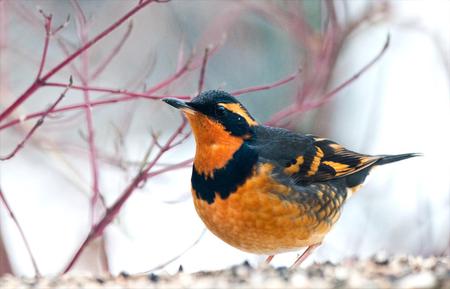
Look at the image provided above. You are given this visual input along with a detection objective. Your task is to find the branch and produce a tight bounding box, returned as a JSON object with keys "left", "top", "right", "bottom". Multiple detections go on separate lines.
{"left": 197, "top": 48, "right": 210, "bottom": 94}
{"left": 70, "top": 0, "right": 103, "bottom": 226}
{"left": 0, "top": 77, "right": 73, "bottom": 161}
{"left": 91, "top": 21, "right": 134, "bottom": 80}
{"left": 0, "top": 0, "right": 154, "bottom": 122}
{"left": 266, "top": 35, "right": 390, "bottom": 126}
{"left": 303, "top": 34, "right": 390, "bottom": 110}
{"left": 51, "top": 14, "right": 71, "bottom": 35}
{"left": 35, "top": 10, "right": 52, "bottom": 80}
{"left": 325, "top": 0, "right": 339, "bottom": 31}
{"left": 43, "top": 82, "right": 190, "bottom": 100}
{"left": 137, "top": 228, "right": 206, "bottom": 274}
{"left": 145, "top": 57, "right": 193, "bottom": 95}
{"left": 55, "top": 37, "right": 84, "bottom": 81}
{"left": 62, "top": 119, "right": 189, "bottom": 274}
{"left": 232, "top": 68, "right": 301, "bottom": 96}
{"left": 0, "top": 93, "right": 189, "bottom": 131}
{"left": 145, "top": 158, "right": 193, "bottom": 179}
{"left": 0, "top": 187, "right": 41, "bottom": 277}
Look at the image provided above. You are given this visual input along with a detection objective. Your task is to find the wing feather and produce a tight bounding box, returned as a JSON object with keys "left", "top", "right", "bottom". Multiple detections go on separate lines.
{"left": 249, "top": 126, "right": 380, "bottom": 184}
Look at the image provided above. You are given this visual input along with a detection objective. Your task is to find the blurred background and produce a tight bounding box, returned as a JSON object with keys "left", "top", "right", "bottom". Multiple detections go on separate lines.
{"left": 0, "top": 0, "right": 449, "bottom": 277}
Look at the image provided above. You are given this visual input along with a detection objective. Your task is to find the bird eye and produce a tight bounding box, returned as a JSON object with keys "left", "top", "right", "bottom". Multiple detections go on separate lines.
{"left": 216, "top": 105, "right": 226, "bottom": 117}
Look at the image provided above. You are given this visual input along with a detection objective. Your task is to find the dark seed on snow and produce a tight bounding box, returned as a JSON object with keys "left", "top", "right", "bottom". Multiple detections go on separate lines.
{"left": 276, "top": 266, "right": 289, "bottom": 281}
{"left": 148, "top": 273, "right": 160, "bottom": 283}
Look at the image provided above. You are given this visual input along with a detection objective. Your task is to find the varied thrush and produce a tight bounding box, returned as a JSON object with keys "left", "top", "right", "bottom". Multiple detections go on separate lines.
{"left": 163, "top": 90, "right": 419, "bottom": 268}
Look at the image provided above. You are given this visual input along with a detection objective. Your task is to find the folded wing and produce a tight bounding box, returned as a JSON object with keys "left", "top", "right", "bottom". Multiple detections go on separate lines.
{"left": 250, "top": 126, "right": 380, "bottom": 184}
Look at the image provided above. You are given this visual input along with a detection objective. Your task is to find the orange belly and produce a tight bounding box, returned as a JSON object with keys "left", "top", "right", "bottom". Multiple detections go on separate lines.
{"left": 192, "top": 164, "right": 341, "bottom": 254}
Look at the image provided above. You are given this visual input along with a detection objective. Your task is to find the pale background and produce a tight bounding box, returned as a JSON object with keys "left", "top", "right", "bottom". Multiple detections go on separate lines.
{"left": 0, "top": 0, "right": 449, "bottom": 277}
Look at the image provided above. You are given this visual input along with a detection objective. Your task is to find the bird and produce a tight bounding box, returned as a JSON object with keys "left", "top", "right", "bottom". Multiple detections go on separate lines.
{"left": 162, "top": 90, "right": 420, "bottom": 268}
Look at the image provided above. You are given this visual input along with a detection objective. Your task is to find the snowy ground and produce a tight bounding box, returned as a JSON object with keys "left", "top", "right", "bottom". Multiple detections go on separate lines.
{"left": 1, "top": 255, "right": 449, "bottom": 289}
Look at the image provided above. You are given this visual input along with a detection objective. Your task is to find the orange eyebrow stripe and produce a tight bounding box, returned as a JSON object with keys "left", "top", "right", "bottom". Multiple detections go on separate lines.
{"left": 219, "top": 103, "right": 258, "bottom": 126}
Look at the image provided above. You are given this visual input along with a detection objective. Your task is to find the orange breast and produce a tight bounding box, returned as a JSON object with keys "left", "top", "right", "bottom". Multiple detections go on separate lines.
{"left": 192, "top": 163, "right": 341, "bottom": 254}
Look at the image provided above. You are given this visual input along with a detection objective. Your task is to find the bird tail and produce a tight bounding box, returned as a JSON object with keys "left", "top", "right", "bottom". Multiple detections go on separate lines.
{"left": 376, "top": 153, "right": 422, "bottom": 166}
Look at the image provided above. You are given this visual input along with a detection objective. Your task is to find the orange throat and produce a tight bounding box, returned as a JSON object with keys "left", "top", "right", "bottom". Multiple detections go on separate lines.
{"left": 185, "top": 113, "right": 243, "bottom": 177}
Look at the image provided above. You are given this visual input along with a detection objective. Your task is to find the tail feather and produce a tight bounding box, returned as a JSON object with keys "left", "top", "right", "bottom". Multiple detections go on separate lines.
{"left": 376, "top": 153, "right": 422, "bottom": 166}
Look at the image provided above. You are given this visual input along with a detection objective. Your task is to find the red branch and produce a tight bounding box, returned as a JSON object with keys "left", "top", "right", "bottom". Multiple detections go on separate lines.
{"left": 0, "top": 78, "right": 72, "bottom": 161}
{"left": 146, "top": 158, "right": 193, "bottom": 178}
{"left": 305, "top": 34, "right": 391, "bottom": 110}
{"left": 91, "top": 21, "right": 134, "bottom": 80}
{"left": 0, "top": 0, "right": 154, "bottom": 122}
{"left": 35, "top": 10, "right": 52, "bottom": 80}
{"left": 1, "top": 61, "right": 300, "bottom": 133}
{"left": 0, "top": 187, "right": 41, "bottom": 277}
{"left": 0, "top": 93, "right": 189, "bottom": 131}
{"left": 0, "top": 64, "right": 299, "bottom": 132}
{"left": 55, "top": 37, "right": 85, "bottom": 82}
{"left": 197, "top": 48, "right": 210, "bottom": 94}
{"left": 71, "top": 0, "right": 102, "bottom": 225}
{"left": 145, "top": 57, "right": 193, "bottom": 95}
{"left": 266, "top": 35, "right": 390, "bottom": 126}
{"left": 43, "top": 82, "right": 190, "bottom": 100}
{"left": 62, "top": 119, "right": 189, "bottom": 273}
{"left": 232, "top": 68, "right": 301, "bottom": 96}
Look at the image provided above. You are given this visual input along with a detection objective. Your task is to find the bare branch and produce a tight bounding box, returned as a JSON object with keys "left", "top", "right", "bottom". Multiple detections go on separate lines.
{"left": 0, "top": 187, "right": 41, "bottom": 277}
{"left": 146, "top": 158, "right": 193, "bottom": 178}
{"left": 0, "top": 77, "right": 73, "bottom": 161}
{"left": 0, "top": 93, "right": 189, "bottom": 131}
{"left": 43, "top": 82, "right": 190, "bottom": 100}
{"left": 35, "top": 9, "right": 52, "bottom": 80}
{"left": 197, "top": 48, "right": 210, "bottom": 94}
{"left": 267, "top": 35, "right": 390, "bottom": 125}
{"left": 232, "top": 68, "right": 301, "bottom": 96}
{"left": 304, "top": 34, "right": 390, "bottom": 110}
{"left": 145, "top": 57, "right": 193, "bottom": 95}
{"left": 91, "top": 21, "right": 134, "bottom": 80}
{"left": 62, "top": 118, "right": 189, "bottom": 273}
{"left": 137, "top": 228, "right": 206, "bottom": 274}
{"left": 0, "top": 0, "right": 154, "bottom": 122}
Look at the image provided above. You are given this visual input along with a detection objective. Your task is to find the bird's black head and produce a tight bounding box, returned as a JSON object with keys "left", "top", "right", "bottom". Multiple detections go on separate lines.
{"left": 163, "top": 90, "right": 257, "bottom": 138}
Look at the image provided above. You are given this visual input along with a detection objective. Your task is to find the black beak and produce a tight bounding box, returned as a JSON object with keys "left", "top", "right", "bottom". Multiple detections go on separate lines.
{"left": 162, "top": 98, "right": 193, "bottom": 110}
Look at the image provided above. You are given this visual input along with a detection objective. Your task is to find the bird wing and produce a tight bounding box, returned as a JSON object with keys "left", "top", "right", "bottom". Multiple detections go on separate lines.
{"left": 249, "top": 125, "right": 380, "bottom": 184}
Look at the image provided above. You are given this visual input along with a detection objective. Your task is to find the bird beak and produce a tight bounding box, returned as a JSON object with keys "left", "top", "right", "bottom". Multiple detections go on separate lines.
{"left": 162, "top": 98, "right": 196, "bottom": 115}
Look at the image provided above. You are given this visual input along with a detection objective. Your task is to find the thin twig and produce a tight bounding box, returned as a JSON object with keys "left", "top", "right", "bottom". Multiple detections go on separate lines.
{"left": 0, "top": 187, "right": 41, "bottom": 277}
{"left": 0, "top": 0, "right": 154, "bottom": 122}
{"left": 145, "top": 57, "right": 193, "bottom": 95}
{"left": 137, "top": 228, "right": 206, "bottom": 274}
{"left": 55, "top": 37, "right": 85, "bottom": 81}
{"left": 35, "top": 10, "right": 52, "bottom": 80}
{"left": 266, "top": 35, "right": 390, "bottom": 126}
{"left": 43, "top": 82, "right": 190, "bottom": 100}
{"left": 0, "top": 93, "right": 189, "bottom": 131}
{"left": 176, "top": 37, "right": 185, "bottom": 71}
{"left": 0, "top": 77, "right": 73, "bottom": 160}
{"left": 91, "top": 21, "right": 134, "bottom": 80}
{"left": 197, "top": 48, "right": 209, "bottom": 94}
{"left": 304, "top": 34, "right": 390, "bottom": 110}
{"left": 71, "top": 0, "right": 103, "bottom": 226}
{"left": 62, "top": 119, "right": 189, "bottom": 274}
{"left": 146, "top": 158, "right": 193, "bottom": 178}
{"left": 232, "top": 68, "right": 301, "bottom": 96}
{"left": 51, "top": 14, "right": 71, "bottom": 35}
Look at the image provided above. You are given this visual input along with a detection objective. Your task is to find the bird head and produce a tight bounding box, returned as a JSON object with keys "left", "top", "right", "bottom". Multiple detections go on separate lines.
{"left": 163, "top": 90, "right": 257, "bottom": 145}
